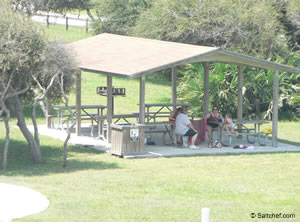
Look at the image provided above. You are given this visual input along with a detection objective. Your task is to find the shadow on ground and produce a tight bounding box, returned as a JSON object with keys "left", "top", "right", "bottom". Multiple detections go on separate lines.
{"left": 278, "top": 138, "right": 300, "bottom": 147}
{"left": 0, "top": 139, "right": 119, "bottom": 176}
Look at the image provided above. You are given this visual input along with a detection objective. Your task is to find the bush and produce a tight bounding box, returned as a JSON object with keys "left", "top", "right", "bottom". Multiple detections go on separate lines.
{"left": 92, "top": 0, "right": 152, "bottom": 35}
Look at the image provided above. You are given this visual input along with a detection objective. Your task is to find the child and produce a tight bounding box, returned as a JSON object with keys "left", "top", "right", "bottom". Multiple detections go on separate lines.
{"left": 225, "top": 113, "right": 238, "bottom": 136}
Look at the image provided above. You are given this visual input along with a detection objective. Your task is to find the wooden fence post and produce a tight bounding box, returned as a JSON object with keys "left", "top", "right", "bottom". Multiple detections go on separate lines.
{"left": 66, "top": 17, "right": 69, "bottom": 31}
{"left": 46, "top": 15, "right": 49, "bottom": 28}
{"left": 86, "top": 19, "right": 89, "bottom": 33}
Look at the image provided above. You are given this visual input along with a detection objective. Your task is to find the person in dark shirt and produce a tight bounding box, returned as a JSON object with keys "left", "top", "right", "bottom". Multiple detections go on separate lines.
{"left": 205, "top": 107, "right": 224, "bottom": 141}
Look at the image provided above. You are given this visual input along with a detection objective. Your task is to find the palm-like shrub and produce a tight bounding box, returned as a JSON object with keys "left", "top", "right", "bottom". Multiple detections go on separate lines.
{"left": 177, "top": 63, "right": 238, "bottom": 118}
{"left": 178, "top": 63, "right": 299, "bottom": 120}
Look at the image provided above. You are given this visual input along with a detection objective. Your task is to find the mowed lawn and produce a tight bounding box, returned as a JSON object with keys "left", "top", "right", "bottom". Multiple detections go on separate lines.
{"left": 0, "top": 24, "right": 299, "bottom": 222}
{"left": 0, "top": 127, "right": 299, "bottom": 222}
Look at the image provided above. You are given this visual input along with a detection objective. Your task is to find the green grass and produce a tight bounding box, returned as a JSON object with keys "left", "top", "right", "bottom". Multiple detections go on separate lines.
{"left": 1, "top": 126, "right": 299, "bottom": 222}
{"left": 41, "top": 25, "right": 93, "bottom": 43}
{"left": 70, "top": 72, "right": 171, "bottom": 114}
{"left": 262, "top": 120, "right": 300, "bottom": 146}
{"left": 1, "top": 25, "right": 299, "bottom": 222}
{"left": 0, "top": 128, "right": 299, "bottom": 222}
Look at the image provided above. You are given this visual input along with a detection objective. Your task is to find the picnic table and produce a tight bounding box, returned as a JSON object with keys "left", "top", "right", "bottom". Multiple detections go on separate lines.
{"left": 221, "top": 120, "right": 270, "bottom": 146}
{"left": 53, "top": 105, "right": 142, "bottom": 139}
{"left": 144, "top": 103, "right": 191, "bottom": 122}
{"left": 144, "top": 121, "right": 175, "bottom": 145}
{"left": 53, "top": 104, "right": 106, "bottom": 137}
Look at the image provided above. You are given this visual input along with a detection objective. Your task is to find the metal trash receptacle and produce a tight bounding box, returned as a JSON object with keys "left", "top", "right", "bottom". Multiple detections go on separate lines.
{"left": 110, "top": 123, "right": 145, "bottom": 156}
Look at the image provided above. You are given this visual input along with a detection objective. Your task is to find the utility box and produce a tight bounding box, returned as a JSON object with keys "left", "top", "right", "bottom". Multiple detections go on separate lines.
{"left": 110, "top": 123, "right": 145, "bottom": 156}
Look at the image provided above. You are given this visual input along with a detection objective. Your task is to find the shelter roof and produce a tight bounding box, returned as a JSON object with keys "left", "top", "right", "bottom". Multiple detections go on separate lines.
{"left": 68, "top": 33, "right": 300, "bottom": 78}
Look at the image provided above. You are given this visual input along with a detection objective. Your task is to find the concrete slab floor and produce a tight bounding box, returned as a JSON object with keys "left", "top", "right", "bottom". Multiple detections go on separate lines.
{"left": 32, "top": 125, "right": 300, "bottom": 159}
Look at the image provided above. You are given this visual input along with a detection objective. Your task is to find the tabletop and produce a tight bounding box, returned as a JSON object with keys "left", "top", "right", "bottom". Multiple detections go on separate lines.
{"left": 144, "top": 103, "right": 190, "bottom": 107}
{"left": 53, "top": 104, "right": 106, "bottom": 110}
{"left": 233, "top": 120, "right": 268, "bottom": 125}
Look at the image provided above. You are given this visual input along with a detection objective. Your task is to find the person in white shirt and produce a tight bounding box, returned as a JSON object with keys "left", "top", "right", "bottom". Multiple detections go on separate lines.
{"left": 174, "top": 107, "right": 198, "bottom": 149}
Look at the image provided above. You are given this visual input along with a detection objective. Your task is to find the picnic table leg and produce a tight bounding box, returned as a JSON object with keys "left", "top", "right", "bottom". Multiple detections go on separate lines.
{"left": 97, "top": 109, "right": 105, "bottom": 140}
{"left": 246, "top": 127, "right": 256, "bottom": 144}
{"left": 146, "top": 107, "right": 150, "bottom": 123}
{"left": 57, "top": 112, "right": 60, "bottom": 129}
{"left": 163, "top": 124, "right": 174, "bottom": 145}
{"left": 258, "top": 124, "right": 268, "bottom": 146}
{"left": 91, "top": 117, "right": 94, "bottom": 137}
{"left": 97, "top": 108, "right": 100, "bottom": 138}
{"left": 221, "top": 126, "right": 231, "bottom": 146}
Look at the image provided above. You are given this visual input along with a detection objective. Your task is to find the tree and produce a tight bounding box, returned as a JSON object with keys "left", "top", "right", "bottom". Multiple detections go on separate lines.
{"left": 177, "top": 62, "right": 299, "bottom": 120}
{"left": 12, "top": 0, "right": 96, "bottom": 20}
{"left": 177, "top": 63, "right": 238, "bottom": 117}
{"left": 30, "top": 40, "right": 77, "bottom": 168}
{"left": 1, "top": 0, "right": 45, "bottom": 165}
{"left": 92, "top": 0, "right": 153, "bottom": 35}
{"left": 0, "top": 0, "right": 77, "bottom": 169}
{"left": 132, "top": 0, "right": 287, "bottom": 59}
{"left": 45, "top": 0, "right": 96, "bottom": 20}
{"left": 131, "top": 0, "right": 299, "bottom": 119}
{"left": 273, "top": 0, "right": 300, "bottom": 51}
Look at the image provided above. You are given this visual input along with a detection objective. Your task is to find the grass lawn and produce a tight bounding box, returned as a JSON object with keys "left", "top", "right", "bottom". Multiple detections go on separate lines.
{"left": 68, "top": 71, "right": 172, "bottom": 114}
{"left": 41, "top": 25, "right": 93, "bottom": 43}
{"left": 0, "top": 126, "right": 299, "bottom": 222}
{"left": 263, "top": 120, "right": 300, "bottom": 146}
{"left": 1, "top": 24, "right": 299, "bottom": 222}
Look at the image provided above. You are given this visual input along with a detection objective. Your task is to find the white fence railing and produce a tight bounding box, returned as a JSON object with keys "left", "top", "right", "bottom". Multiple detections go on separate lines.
{"left": 32, "top": 12, "right": 92, "bottom": 32}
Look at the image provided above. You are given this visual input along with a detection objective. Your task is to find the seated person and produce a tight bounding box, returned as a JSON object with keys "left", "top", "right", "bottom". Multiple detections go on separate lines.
{"left": 174, "top": 107, "right": 198, "bottom": 149}
{"left": 169, "top": 107, "right": 180, "bottom": 122}
{"left": 225, "top": 112, "right": 238, "bottom": 136}
{"left": 205, "top": 107, "right": 224, "bottom": 141}
{"left": 169, "top": 107, "right": 181, "bottom": 140}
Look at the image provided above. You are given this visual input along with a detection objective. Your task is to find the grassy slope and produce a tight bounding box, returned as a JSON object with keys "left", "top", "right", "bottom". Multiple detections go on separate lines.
{"left": 0, "top": 128, "right": 299, "bottom": 222}
{"left": 74, "top": 72, "right": 172, "bottom": 115}
{"left": 42, "top": 25, "right": 93, "bottom": 43}
{"left": 0, "top": 25, "right": 299, "bottom": 222}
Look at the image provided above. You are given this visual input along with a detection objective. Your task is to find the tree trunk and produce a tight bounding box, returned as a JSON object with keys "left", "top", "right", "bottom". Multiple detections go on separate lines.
{"left": 63, "top": 123, "right": 74, "bottom": 168}
{"left": 32, "top": 102, "right": 40, "bottom": 148}
{"left": 39, "top": 99, "right": 47, "bottom": 116}
{"left": 85, "top": 5, "right": 94, "bottom": 21}
{"left": 2, "top": 115, "right": 10, "bottom": 170}
{"left": 12, "top": 96, "right": 43, "bottom": 163}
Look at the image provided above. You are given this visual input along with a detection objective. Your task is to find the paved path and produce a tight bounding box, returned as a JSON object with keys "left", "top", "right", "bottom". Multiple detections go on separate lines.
{"left": 32, "top": 125, "right": 300, "bottom": 159}
{"left": 0, "top": 182, "right": 49, "bottom": 221}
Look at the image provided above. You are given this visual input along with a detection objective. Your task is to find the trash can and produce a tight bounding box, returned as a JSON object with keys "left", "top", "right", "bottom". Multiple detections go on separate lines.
{"left": 110, "top": 123, "right": 145, "bottom": 156}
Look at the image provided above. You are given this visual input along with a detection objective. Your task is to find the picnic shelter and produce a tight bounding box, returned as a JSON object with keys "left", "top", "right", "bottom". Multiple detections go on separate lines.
{"left": 49, "top": 33, "right": 300, "bottom": 148}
